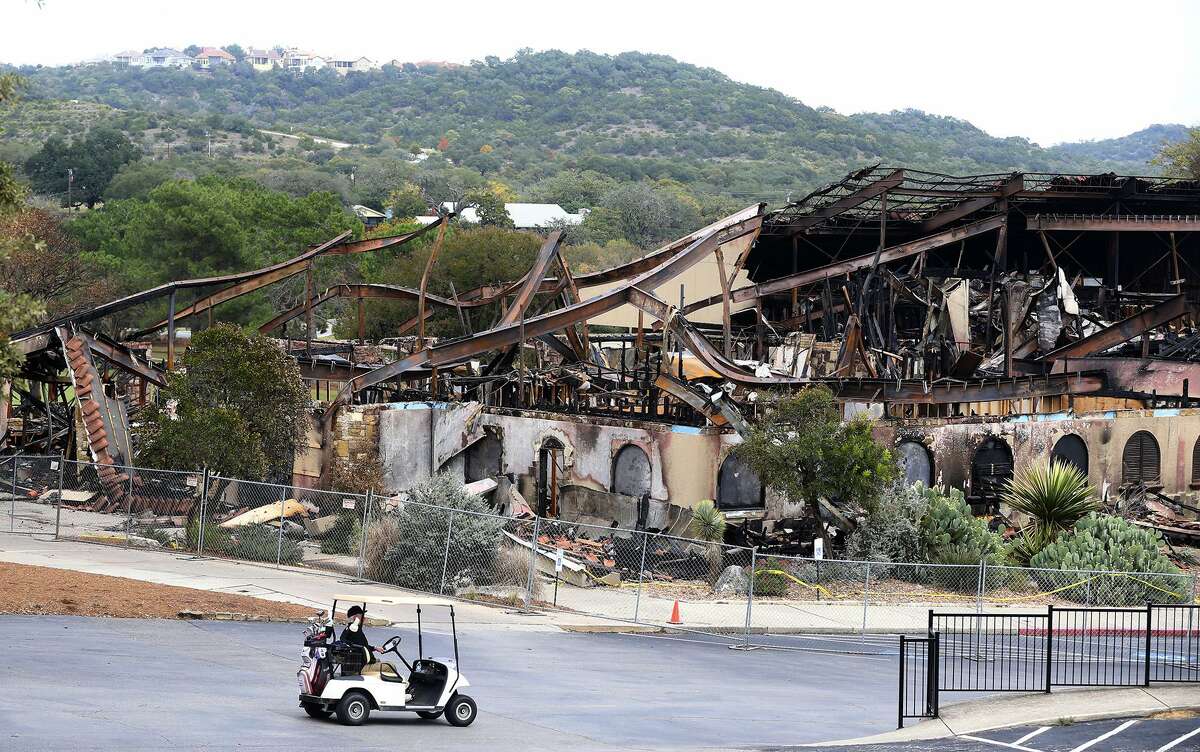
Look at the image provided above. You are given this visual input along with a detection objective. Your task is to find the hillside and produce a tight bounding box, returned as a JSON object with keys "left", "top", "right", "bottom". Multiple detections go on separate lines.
{"left": 4, "top": 50, "right": 1187, "bottom": 204}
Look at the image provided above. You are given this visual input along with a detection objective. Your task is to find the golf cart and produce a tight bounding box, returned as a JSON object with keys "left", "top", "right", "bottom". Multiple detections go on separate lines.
{"left": 297, "top": 594, "right": 477, "bottom": 727}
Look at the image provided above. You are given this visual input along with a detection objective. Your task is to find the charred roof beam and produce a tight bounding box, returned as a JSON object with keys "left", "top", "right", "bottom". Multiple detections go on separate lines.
{"left": 777, "top": 169, "right": 904, "bottom": 235}
{"left": 1039, "top": 294, "right": 1193, "bottom": 362}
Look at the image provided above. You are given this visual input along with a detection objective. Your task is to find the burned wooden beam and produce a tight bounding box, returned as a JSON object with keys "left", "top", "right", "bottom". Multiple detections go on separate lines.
{"left": 682, "top": 214, "right": 1006, "bottom": 315}
{"left": 919, "top": 174, "right": 1022, "bottom": 232}
{"left": 1039, "top": 294, "right": 1192, "bottom": 362}
{"left": 816, "top": 372, "right": 1105, "bottom": 404}
{"left": 84, "top": 334, "right": 167, "bottom": 388}
{"left": 777, "top": 169, "right": 904, "bottom": 234}
{"left": 1028, "top": 214, "right": 1200, "bottom": 232}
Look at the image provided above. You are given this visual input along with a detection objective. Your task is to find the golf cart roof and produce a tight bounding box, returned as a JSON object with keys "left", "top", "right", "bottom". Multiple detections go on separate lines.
{"left": 333, "top": 594, "right": 456, "bottom": 608}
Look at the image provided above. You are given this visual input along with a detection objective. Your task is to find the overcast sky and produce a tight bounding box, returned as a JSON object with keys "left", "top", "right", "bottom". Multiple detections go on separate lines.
{"left": 4, "top": 0, "right": 1197, "bottom": 146}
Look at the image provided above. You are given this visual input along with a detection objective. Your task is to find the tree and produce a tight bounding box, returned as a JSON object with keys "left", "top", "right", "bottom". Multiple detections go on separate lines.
{"left": 529, "top": 170, "right": 617, "bottom": 213}
{"left": 137, "top": 323, "right": 310, "bottom": 479}
{"left": 68, "top": 175, "right": 359, "bottom": 328}
{"left": 342, "top": 226, "right": 541, "bottom": 340}
{"left": 223, "top": 44, "right": 245, "bottom": 62}
{"left": 0, "top": 73, "right": 47, "bottom": 379}
{"left": 0, "top": 208, "right": 113, "bottom": 317}
{"left": 388, "top": 184, "right": 428, "bottom": 220}
{"left": 184, "top": 45, "right": 202, "bottom": 57}
{"left": 463, "top": 189, "right": 513, "bottom": 227}
{"left": 735, "top": 387, "right": 894, "bottom": 550}
{"left": 1155, "top": 128, "right": 1200, "bottom": 179}
{"left": 24, "top": 127, "right": 140, "bottom": 207}
{"left": 579, "top": 182, "right": 701, "bottom": 249}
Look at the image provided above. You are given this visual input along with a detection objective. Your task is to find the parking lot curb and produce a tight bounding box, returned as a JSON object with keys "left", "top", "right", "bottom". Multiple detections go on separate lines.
{"left": 810, "top": 686, "right": 1200, "bottom": 746}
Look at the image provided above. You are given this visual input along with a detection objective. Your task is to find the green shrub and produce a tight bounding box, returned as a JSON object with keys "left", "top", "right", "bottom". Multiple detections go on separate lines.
{"left": 320, "top": 508, "right": 363, "bottom": 555}
{"left": 921, "top": 487, "right": 1002, "bottom": 564}
{"left": 136, "top": 525, "right": 174, "bottom": 547}
{"left": 1001, "top": 459, "right": 1098, "bottom": 564}
{"left": 752, "top": 557, "right": 791, "bottom": 597}
{"left": 845, "top": 480, "right": 929, "bottom": 566}
{"left": 1029, "top": 513, "right": 1185, "bottom": 605}
{"left": 185, "top": 516, "right": 231, "bottom": 552}
{"left": 225, "top": 524, "right": 304, "bottom": 565}
{"left": 374, "top": 474, "right": 507, "bottom": 592}
{"left": 186, "top": 517, "right": 302, "bottom": 565}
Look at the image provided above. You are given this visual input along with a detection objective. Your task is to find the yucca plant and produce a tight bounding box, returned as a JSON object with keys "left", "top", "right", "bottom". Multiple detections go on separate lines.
{"left": 1001, "top": 459, "right": 1098, "bottom": 564}
{"left": 690, "top": 500, "right": 727, "bottom": 584}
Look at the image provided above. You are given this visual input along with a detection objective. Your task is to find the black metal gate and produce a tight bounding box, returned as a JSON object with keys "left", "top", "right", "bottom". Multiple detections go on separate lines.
{"left": 898, "top": 633, "right": 939, "bottom": 728}
{"left": 900, "top": 604, "right": 1200, "bottom": 728}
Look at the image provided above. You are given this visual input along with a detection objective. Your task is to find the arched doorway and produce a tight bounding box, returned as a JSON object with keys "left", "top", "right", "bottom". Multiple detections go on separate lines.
{"left": 612, "top": 444, "right": 652, "bottom": 498}
{"left": 537, "top": 438, "right": 565, "bottom": 517}
{"left": 895, "top": 440, "right": 933, "bottom": 487}
{"left": 1050, "top": 434, "right": 1088, "bottom": 475}
{"left": 971, "top": 437, "right": 1013, "bottom": 512}
{"left": 717, "top": 453, "right": 763, "bottom": 510}
{"left": 1122, "top": 431, "right": 1160, "bottom": 486}
{"left": 464, "top": 432, "right": 503, "bottom": 483}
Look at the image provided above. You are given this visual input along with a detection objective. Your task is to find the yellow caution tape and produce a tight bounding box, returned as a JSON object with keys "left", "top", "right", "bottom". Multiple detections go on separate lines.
{"left": 751, "top": 568, "right": 1187, "bottom": 604}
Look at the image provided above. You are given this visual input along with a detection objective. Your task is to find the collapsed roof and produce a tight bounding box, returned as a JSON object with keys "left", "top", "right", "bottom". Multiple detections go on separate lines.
{"left": 8, "top": 166, "right": 1200, "bottom": 472}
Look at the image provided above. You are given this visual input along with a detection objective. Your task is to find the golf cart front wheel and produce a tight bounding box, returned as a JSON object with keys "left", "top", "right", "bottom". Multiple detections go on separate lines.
{"left": 416, "top": 710, "right": 442, "bottom": 720}
{"left": 302, "top": 702, "right": 333, "bottom": 720}
{"left": 336, "top": 692, "right": 371, "bottom": 726}
{"left": 445, "top": 694, "right": 477, "bottom": 727}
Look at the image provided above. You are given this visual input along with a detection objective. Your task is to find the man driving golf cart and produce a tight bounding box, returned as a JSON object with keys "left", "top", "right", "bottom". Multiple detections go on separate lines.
{"left": 339, "top": 605, "right": 376, "bottom": 669}
{"left": 297, "top": 594, "right": 478, "bottom": 727}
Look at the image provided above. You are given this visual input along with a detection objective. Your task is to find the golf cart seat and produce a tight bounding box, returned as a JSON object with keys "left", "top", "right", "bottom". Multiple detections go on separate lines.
{"left": 361, "top": 661, "right": 405, "bottom": 683}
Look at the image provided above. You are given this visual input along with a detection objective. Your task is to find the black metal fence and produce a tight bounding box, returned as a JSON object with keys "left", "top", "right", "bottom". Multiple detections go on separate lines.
{"left": 931, "top": 612, "right": 1048, "bottom": 693}
{"left": 1150, "top": 604, "right": 1200, "bottom": 683}
{"left": 898, "top": 633, "right": 939, "bottom": 728}
{"left": 899, "top": 603, "right": 1200, "bottom": 728}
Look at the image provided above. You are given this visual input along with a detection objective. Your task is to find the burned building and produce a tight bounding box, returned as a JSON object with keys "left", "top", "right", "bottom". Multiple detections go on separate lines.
{"left": 8, "top": 166, "right": 1200, "bottom": 545}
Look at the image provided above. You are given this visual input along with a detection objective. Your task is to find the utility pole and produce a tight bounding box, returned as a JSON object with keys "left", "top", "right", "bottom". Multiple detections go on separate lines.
{"left": 66, "top": 168, "right": 74, "bottom": 211}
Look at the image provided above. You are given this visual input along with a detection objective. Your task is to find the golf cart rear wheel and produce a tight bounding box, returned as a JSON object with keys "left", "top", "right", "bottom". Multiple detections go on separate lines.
{"left": 302, "top": 702, "right": 333, "bottom": 720}
{"left": 336, "top": 692, "right": 371, "bottom": 726}
{"left": 445, "top": 694, "right": 477, "bottom": 727}
{"left": 416, "top": 710, "right": 442, "bottom": 720}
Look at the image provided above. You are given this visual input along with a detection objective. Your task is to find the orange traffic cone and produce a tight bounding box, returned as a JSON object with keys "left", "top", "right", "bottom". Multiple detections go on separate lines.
{"left": 668, "top": 600, "right": 683, "bottom": 625}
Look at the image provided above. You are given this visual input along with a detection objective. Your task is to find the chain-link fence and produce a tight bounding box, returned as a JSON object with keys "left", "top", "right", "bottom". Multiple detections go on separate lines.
{"left": 10, "top": 453, "right": 1199, "bottom": 642}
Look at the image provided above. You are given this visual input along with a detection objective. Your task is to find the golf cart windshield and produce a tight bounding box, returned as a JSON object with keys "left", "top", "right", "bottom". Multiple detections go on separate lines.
{"left": 329, "top": 594, "right": 459, "bottom": 667}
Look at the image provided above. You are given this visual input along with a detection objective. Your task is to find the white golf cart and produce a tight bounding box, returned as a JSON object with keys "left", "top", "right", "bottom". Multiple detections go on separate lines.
{"left": 297, "top": 594, "right": 477, "bottom": 727}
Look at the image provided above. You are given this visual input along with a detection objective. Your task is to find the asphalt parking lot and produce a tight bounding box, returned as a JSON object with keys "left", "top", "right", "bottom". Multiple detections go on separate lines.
{"left": 0, "top": 615, "right": 900, "bottom": 751}
{"left": 798, "top": 716, "right": 1200, "bottom": 751}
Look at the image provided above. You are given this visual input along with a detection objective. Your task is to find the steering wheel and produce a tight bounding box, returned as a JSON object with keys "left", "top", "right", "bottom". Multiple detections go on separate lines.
{"left": 380, "top": 636, "right": 402, "bottom": 654}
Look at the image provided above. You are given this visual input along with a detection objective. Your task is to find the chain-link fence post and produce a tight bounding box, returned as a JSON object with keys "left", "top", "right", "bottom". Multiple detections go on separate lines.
{"left": 356, "top": 489, "right": 373, "bottom": 580}
{"left": 54, "top": 454, "right": 65, "bottom": 539}
{"left": 743, "top": 548, "right": 757, "bottom": 649}
{"left": 125, "top": 466, "right": 134, "bottom": 547}
{"left": 973, "top": 558, "right": 987, "bottom": 659}
{"left": 275, "top": 483, "right": 287, "bottom": 567}
{"left": 861, "top": 560, "right": 872, "bottom": 635}
{"left": 524, "top": 516, "right": 541, "bottom": 610}
{"left": 10, "top": 455, "right": 17, "bottom": 533}
{"left": 633, "top": 531, "right": 649, "bottom": 623}
{"left": 198, "top": 469, "right": 210, "bottom": 556}
{"left": 438, "top": 509, "right": 455, "bottom": 594}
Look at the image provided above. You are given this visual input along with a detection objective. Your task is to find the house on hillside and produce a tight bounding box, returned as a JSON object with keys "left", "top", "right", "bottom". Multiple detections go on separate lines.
{"left": 328, "top": 55, "right": 378, "bottom": 74}
{"left": 416, "top": 202, "right": 589, "bottom": 230}
{"left": 144, "top": 48, "right": 194, "bottom": 69}
{"left": 282, "top": 49, "right": 327, "bottom": 73}
{"left": 246, "top": 48, "right": 281, "bottom": 71}
{"left": 352, "top": 205, "right": 388, "bottom": 229}
{"left": 194, "top": 47, "right": 235, "bottom": 68}
{"left": 111, "top": 50, "right": 148, "bottom": 66}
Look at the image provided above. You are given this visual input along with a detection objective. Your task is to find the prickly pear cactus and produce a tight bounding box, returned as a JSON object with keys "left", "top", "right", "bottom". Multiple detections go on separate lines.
{"left": 1029, "top": 513, "right": 1185, "bottom": 605}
